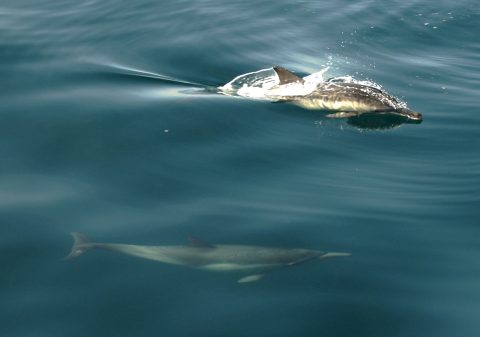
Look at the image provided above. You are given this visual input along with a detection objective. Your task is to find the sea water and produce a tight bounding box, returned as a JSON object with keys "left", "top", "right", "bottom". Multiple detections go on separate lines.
{"left": 1, "top": 1, "right": 479, "bottom": 336}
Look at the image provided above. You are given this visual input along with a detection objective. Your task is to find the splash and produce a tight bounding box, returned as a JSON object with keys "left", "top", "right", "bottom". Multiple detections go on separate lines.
{"left": 219, "top": 67, "right": 331, "bottom": 99}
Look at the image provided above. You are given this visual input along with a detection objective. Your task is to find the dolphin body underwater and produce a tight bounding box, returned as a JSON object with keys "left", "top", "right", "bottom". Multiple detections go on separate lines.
{"left": 219, "top": 66, "right": 422, "bottom": 123}
{"left": 65, "top": 233, "right": 350, "bottom": 283}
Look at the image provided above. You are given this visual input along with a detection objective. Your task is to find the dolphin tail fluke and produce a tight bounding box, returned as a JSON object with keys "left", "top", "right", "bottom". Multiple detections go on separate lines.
{"left": 319, "top": 252, "right": 351, "bottom": 259}
{"left": 64, "top": 232, "right": 94, "bottom": 260}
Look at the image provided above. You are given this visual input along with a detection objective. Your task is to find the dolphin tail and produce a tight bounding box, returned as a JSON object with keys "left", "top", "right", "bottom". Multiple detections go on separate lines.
{"left": 64, "top": 232, "right": 95, "bottom": 260}
{"left": 319, "top": 252, "right": 351, "bottom": 259}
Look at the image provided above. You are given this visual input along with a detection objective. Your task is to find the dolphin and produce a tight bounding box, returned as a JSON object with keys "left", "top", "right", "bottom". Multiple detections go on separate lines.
{"left": 269, "top": 66, "right": 422, "bottom": 121}
{"left": 65, "top": 233, "right": 350, "bottom": 283}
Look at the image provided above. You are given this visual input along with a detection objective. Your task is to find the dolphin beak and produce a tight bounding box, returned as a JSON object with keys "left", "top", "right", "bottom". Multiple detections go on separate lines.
{"left": 398, "top": 108, "right": 423, "bottom": 121}
{"left": 319, "top": 252, "right": 351, "bottom": 259}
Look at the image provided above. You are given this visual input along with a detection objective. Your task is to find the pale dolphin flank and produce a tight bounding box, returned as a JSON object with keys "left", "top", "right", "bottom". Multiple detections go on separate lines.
{"left": 270, "top": 66, "right": 422, "bottom": 121}
{"left": 65, "top": 233, "right": 350, "bottom": 283}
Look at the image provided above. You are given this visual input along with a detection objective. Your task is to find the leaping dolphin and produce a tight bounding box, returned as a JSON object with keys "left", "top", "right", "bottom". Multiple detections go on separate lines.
{"left": 65, "top": 233, "right": 350, "bottom": 283}
{"left": 219, "top": 66, "right": 422, "bottom": 123}
{"left": 272, "top": 67, "right": 422, "bottom": 121}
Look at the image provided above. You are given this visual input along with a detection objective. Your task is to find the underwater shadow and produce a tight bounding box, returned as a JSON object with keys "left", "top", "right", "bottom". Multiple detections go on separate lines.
{"left": 272, "top": 104, "right": 423, "bottom": 131}
{"left": 346, "top": 113, "right": 423, "bottom": 130}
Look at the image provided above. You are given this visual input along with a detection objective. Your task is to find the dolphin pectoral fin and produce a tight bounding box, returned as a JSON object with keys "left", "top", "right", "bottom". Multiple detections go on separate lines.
{"left": 237, "top": 274, "right": 264, "bottom": 283}
{"left": 64, "top": 232, "right": 94, "bottom": 260}
{"left": 326, "top": 112, "right": 359, "bottom": 118}
{"left": 273, "top": 66, "right": 305, "bottom": 85}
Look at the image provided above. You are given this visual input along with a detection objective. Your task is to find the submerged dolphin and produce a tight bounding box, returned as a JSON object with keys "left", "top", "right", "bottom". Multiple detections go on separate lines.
{"left": 65, "top": 233, "right": 350, "bottom": 283}
{"left": 269, "top": 66, "right": 422, "bottom": 121}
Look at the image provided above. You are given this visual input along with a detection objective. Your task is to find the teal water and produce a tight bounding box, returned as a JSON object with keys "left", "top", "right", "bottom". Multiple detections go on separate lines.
{"left": 1, "top": 1, "right": 479, "bottom": 336}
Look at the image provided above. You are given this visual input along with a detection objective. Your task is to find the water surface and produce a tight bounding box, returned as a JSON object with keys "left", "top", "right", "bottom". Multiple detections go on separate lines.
{"left": 1, "top": 1, "right": 479, "bottom": 336}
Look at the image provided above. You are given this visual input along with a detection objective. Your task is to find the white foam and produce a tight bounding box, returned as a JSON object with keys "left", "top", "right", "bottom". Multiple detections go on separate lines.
{"left": 219, "top": 66, "right": 330, "bottom": 100}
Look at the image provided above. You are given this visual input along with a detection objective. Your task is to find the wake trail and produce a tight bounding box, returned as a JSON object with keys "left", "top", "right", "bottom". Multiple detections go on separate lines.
{"left": 86, "top": 58, "right": 206, "bottom": 88}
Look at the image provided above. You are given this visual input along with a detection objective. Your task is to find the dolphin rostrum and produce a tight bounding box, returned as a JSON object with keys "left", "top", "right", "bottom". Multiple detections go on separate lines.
{"left": 65, "top": 233, "right": 350, "bottom": 283}
{"left": 270, "top": 66, "right": 422, "bottom": 121}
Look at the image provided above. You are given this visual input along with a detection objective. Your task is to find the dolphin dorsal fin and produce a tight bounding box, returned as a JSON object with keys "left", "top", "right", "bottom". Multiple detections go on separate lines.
{"left": 187, "top": 235, "right": 215, "bottom": 248}
{"left": 273, "top": 66, "right": 304, "bottom": 85}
